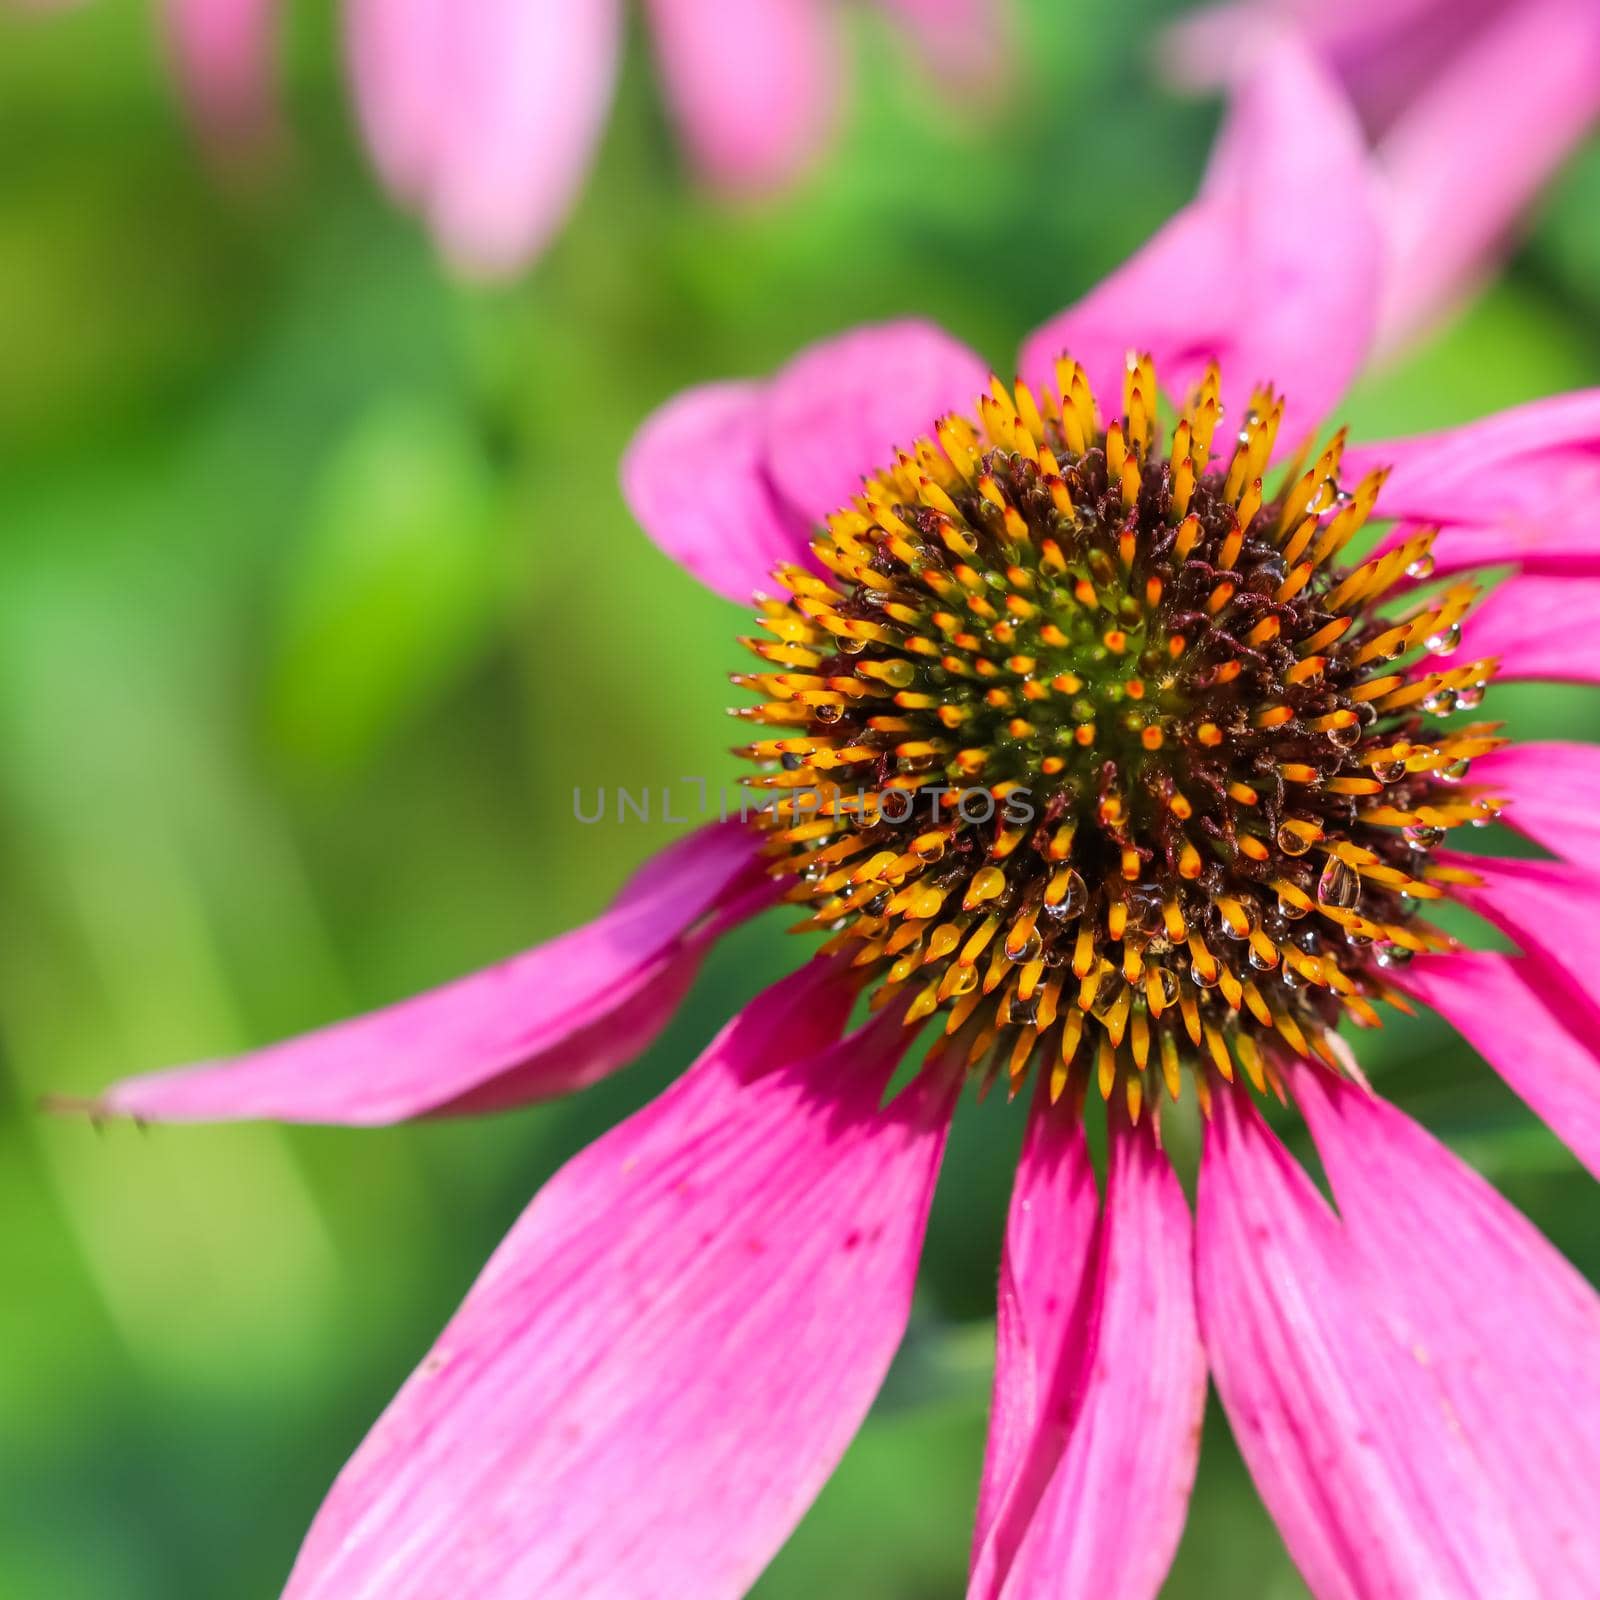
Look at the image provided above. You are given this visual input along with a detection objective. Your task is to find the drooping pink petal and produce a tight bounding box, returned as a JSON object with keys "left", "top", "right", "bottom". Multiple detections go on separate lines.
{"left": 1375, "top": 0, "right": 1600, "bottom": 354}
{"left": 1293, "top": 1062, "right": 1600, "bottom": 1593}
{"left": 971, "top": 1106, "right": 1203, "bottom": 1600}
{"left": 282, "top": 961, "right": 958, "bottom": 1600}
{"left": 970, "top": 1097, "right": 1100, "bottom": 1576}
{"left": 621, "top": 380, "right": 813, "bottom": 604}
{"left": 644, "top": 0, "right": 841, "bottom": 195}
{"left": 101, "top": 822, "right": 766, "bottom": 1126}
{"left": 166, "top": 0, "right": 279, "bottom": 147}
{"left": 369, "top": 0, "right": 622, "bottom": 277}
{"left": 1022, "top": 35, "right": 1380, "bottom": 447}
{"left": 1398, "top": 951, "right": 1600, "bottom": 1181}
{"left": 1197, "top": 1086, "right": 1539, "bottom": 1599}
{"left": 1474, "top": 741, "right": 1600, "bottom": 865}
{"left": 1346, "top": 390, "right": 1600, "bottom": 578}
{"left": 874, "top": 0, "right": 1009, "bottom": 92}
{"left": 1452, "top": 575, "right": 1600, "bottom": 684}
{"left": 764, "top": 320, "right": 991, "bottom": 527}
{"left": 1449, "top": 853, "right": 1600, "bottom": 1035}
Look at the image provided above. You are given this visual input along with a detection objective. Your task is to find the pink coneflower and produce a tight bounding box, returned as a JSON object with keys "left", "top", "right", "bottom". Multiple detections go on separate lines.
{"left": 90, "top": 37, "right": 1600, "bottom": 1600}
{"left": 155, "top": 0, "right": 1007, "bottom": 275}
{"left": 1163, "top": 0, "right": 1600, "bottom": 354}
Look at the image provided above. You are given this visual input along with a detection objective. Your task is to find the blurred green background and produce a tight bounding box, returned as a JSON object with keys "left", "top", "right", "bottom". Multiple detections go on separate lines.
{"left": 2, "top": 2, "right": 1597, "bottom": 1595}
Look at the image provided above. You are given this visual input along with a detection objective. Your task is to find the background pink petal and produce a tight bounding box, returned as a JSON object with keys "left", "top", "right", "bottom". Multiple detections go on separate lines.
{"left": 1197, "top": 1087, "right": 1538, "bottom": 1599}
{"left": 1294, "top": 1064, "right": 1600, "bottom": 1593}
{"left": 1375, "top": 0, "right": 1600, "bottom": 354}
{"left": 1475, "top": 741, "right": 1600, "bottom": 864}
{"left": 282, "top": 961, "right": 957, "bottom": 1600}
{"left": 166, "top": 0, "right": 279, "bottom": 147}
{"left": 345, "top": 0, "right": 450, "bottom": 204}
{"left": 621, "top": 380, "right": 813, "bottom": 604}
{"left": 1399, "top": 951, "right": 1600, "bottom": 1180}
{"left": 1022, "top": 36, "right": 1380, "bottom": 447}
{"left": 1451, "top": 575, "right": 1600, "bottom": 684}
{"left": 644, "top": 0, "right": 841, "bottom": 195}
{"left": 972, "top": 1109, "right": 1203, "bottom": 1600}
{"left": 416, "top": 0, "right": 622, "bottom": 277}
{"left": 875, "top": 0, "right": 1010, "bottom": 92}
{"left": 1346, "top": 391, "right": 1600, "bottom": 578}
{"left": 100, "top": 822, "right": 764, "bottom": 1126}
{"left": 762, "top": 320, "right": 990, "bottom": 527}
{"left": 1450, "top": 854, "right": 1600, "bottom": 1033}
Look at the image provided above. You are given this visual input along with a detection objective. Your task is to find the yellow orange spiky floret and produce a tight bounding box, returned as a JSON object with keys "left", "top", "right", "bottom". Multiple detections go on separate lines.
{"left": 731, "top": 356, "right": 1505, "bottom": 1122}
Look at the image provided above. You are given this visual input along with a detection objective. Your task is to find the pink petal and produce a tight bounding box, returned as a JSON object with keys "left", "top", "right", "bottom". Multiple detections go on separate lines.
{"left": 874, "top": 0, "right": 1010, "bottom": 92}
{"left": 1450, "top": 853, "right": 1600, "bottom": 1031}
{"left": 1197, "top": 1086, "right": 1539, "bottom": 1598}
{"left": 1452, "top": 575, "right": 1600, "bottom": 684}
{"left": 970, "top": 1099, "right": 1100, "bottom": 1576}
{"left": 166, "top": 0, "right": 279, "bottom": 146}
{"left": 1293, "top": 1062, "right": 1600, "bottom": 1593}
{"left": 621, "top": 380, "right": 812, "bottom": 604}
{"left": 644, "top": 0, "right": 841, "bottom": 195}
{"left": 1347, "top": 390, "right": 1600, "bottom": 578}
{"left": 1375, "top": 0, "right": 1600, "bottom": 354}
{"left": 282, "top": 961, "right": 957, "bottom": 1600}
{"left": 762, "top": 320, "right": 991, "bottom": 528}
{"left": 1398, "top": 951, "right": 1600, "bottom": 1180}
{"left": 1022, "top": 35, "right": 1380, "bottom": 447}
{"left": 101, "top": 822, "right": 765, "bottom": 1126}
{"left": 345, "top": 0, "right": 450, "bottom": 204}
{"left": 971, "top": 1106, "right": 1203, "bottom": 1600}
{"left": 1474, "top": 741, "right": 1600, "bottom": 864}
{"left": 383, "top": 0, "right": 622, "bottom": 277}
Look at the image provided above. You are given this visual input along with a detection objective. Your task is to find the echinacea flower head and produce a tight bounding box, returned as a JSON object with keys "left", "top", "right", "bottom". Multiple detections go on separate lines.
{"left": 1163, "top": 0, "right": 1600, "bottom": 353}
{"left": 738, "top": 359, "right": 1496, "bottom": 1109}
{"left": 147, "top": 0, "right": 1007, "bottom": 276}
{"left": 83, "top": 34, "right": 1600, "bottom": 1600}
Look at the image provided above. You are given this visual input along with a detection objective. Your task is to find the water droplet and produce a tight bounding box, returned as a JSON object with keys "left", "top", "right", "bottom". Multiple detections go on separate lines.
{"left": 780, "top": 752, "right": 805, "bottom": 771}
{"left": 1306, "top": 478, "right": 1337, "bottom": 515}
{"left": 1327, "top": 720, "right": 1361, "bottom": 750}
{"left": 1276, "top": 892, "right": 1309, "bottom": 921}
{"left": 1190, "top": 958, "right": 1220, "bottom": 989}
{"left": 1317, "top": 856, "right": 1360, "bottom": 910}
{"left": 1276, "top": 822, "right": 1315, "bottom": 856}
{"left": 1440, "top": 757, "right": 1471, "bottom": 784}
{"left": 1375, "top": 941, "right": 1414, "bottom": 970}
{"left": 914, "top": 835, "right": 947, "bottom": 862}
{"left": 860, "top": 588, "right": 893, "bottom": 608}
{"left": 1248, "top": 941, "right": 1279, "bottom": 971}
{"left": 948, "top": 963, "right": 979, "bottom": 996}
{"left": 1406, "top": 553, "right": 1436, "bottom": 580}
{"left": 1372, "top": 759, "right": 1408, "bottom": 784}
{"left": 1421, "top": 688, "right": 1458, "bottom": 716}
{"left": 1345, "top": 926, "right": 1374, "bottom": 948}
{"left": 1127, "top": 883, "right": 1166, "bottom": 931}
{"left": 1149, "top": 966, "right": 1180, "bottom": 1008}
{"left": 815, "top": 703, "right": 843, "bottom": 724}
{"left": 837, "top": 635, "right": 867, "bottom": 655}
{"left": 1006, "top": 993, "right": 1039, "bottom": 1026}
{"left": 1424, "top": 622, "right": 1461, "bottom": 656}
{"left": 878, "top": 659, "right": 916, "bottom": 688}
{"left": 1456, "top": 683, "right": 1485, "bottom": 710}
{"left": 864, "top": 891, "right": 891, "bottom": 916}
{"left": 1088, "top": 972, "right": 1127, "bottom": 1021}
{"left": 1404, "top": 823, "right": 1445, "bottom": 850}
{"left": 1044, "top": 868, "right": 1088, "bottom": 919}
{"left": 1006, "top": 930, "right": 1044, "bottom": 964}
